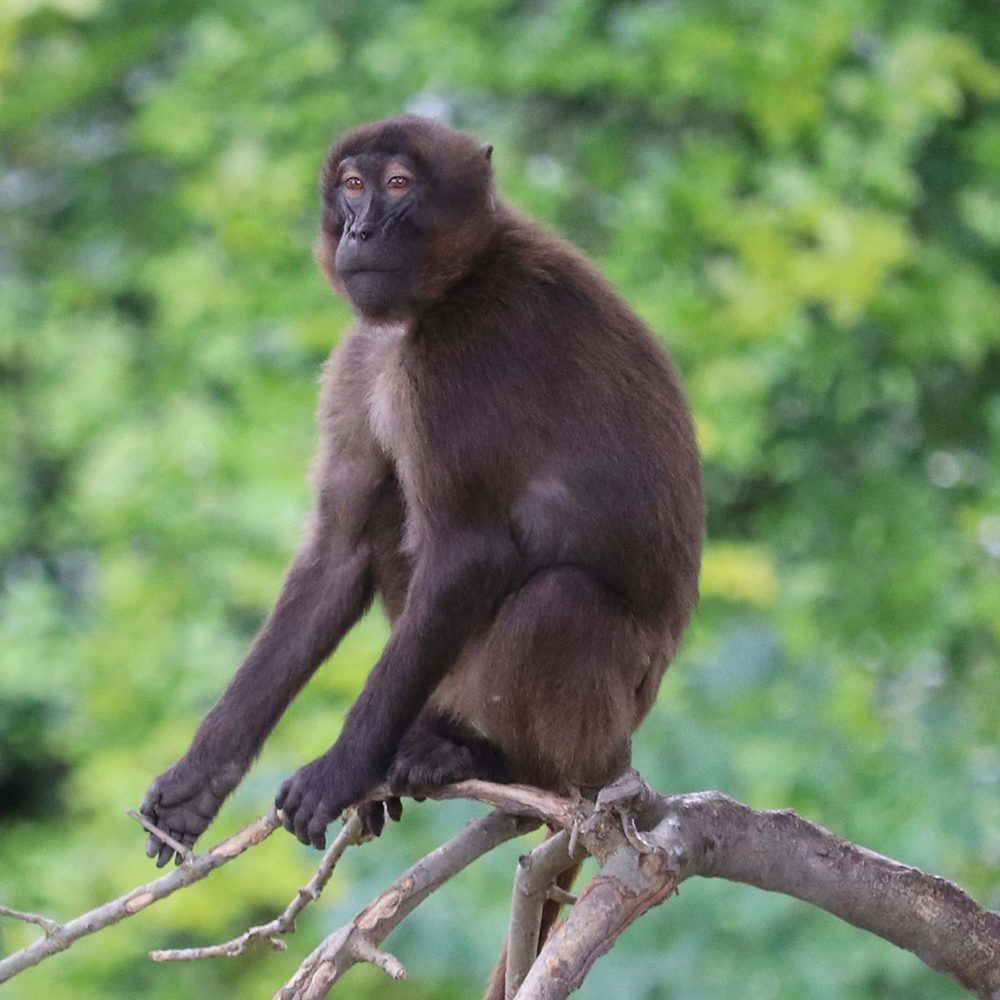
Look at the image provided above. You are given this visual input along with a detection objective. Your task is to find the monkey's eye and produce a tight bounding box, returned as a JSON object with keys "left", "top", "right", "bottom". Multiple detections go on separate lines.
{"left": 386, "top": 175, "right": 411, "bottom": 192}
{"left": 342, "top": 175, "right": 364, "bottom": 193}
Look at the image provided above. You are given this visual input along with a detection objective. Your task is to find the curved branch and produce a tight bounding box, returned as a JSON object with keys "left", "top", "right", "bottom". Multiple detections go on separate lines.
{"left": 644, "top": 792, "right": 1000, "bottom": 1000}
{"left": 523, "top": 785, "right": 1000, "bottom": 1000}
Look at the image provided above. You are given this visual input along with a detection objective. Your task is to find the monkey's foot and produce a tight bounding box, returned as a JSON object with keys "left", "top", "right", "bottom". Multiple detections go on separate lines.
{"left": 387, "top": 725, "right": 507, "bottom": 796}
{"left": 353, "top": 723, "right": 508, "bottom": 838}
{"left": 357, "top": 796, "right": 403, "bottom": 838}
{"left": 572, "top": 769, "right": 657, "bottom": 855}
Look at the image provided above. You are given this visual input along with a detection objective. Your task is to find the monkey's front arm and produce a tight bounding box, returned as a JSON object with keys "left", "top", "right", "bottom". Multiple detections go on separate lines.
{"left": 141, "top": 362, "right": 388, "bottom": 866}
{"left": 275, "top": 526, "right": 519, "bottom": 848}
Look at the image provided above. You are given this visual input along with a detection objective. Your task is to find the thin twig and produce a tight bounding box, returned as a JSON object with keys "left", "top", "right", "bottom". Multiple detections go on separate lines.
{"left": 127, "top": 809, "right": 194, "bottom": 863}
{"left": 352, "top": 936, "right": 407, "bottom": 980}
{"left": 0, "top": 906, "right": 62, "bottom": 937}
{"left": 0, "top": 811, "right": 280, "bottom": 984}
{"left": 149, "top": 811, "right": 365, "bottom": 961}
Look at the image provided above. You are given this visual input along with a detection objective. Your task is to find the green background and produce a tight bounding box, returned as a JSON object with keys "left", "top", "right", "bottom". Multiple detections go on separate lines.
{"left": 1, "top": 1, "right": 998, "bottom": 997}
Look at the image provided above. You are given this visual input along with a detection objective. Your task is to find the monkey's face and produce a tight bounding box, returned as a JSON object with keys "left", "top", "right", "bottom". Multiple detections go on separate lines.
{"left": 327, "top": 153, "right": 425, "bottom": 319}
{"left": 318, "top": 116, "right": 497, "bottom": 320}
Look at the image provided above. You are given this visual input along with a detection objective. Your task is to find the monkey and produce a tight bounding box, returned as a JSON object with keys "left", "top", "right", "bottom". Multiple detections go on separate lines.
{"left": 140, "top": 115, "right": 703, "bottom": 873}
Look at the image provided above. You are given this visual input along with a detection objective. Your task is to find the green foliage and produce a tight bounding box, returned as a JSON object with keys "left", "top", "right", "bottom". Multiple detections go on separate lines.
{"left": 1, "top": 1, "right": 997, "bottom": 997}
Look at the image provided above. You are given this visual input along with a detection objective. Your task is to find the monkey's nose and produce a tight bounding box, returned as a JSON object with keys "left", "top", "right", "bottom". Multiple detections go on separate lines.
{"left": 348, "top": 221, "right": 376, "bottom": 241}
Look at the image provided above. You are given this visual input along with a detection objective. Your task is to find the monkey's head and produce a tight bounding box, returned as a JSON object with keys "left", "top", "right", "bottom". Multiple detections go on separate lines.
{"left": 317, "top": 115, "right": 497, "bottom": 320}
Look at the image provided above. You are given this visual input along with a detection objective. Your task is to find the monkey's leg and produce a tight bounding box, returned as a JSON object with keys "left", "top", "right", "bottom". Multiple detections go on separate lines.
{"left": 470, "top": 566, "right": 655, "bottom": 1000}
{"left": 466, "top": 565, "right": 658, "bottom": 792}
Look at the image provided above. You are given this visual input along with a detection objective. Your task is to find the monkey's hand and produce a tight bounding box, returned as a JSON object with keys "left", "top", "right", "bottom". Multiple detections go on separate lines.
{"left": 275, "top": 751, "right": 373, "bottom": 850}
{"left": 140, "top": 756, "right": 243, "bottom": 867}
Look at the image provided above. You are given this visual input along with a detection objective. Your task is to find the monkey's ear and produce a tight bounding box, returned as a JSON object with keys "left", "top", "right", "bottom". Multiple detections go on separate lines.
{"left": 482, "top": 143, "right": 493, "bottom": 162}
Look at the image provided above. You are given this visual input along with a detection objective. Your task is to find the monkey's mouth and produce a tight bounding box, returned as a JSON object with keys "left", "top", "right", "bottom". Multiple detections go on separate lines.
{"left": 339, "top": 266, "right": 404, "bottom": 277}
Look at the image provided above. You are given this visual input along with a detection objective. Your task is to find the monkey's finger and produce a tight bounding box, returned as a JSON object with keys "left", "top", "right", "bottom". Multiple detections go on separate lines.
{"left": 275, "top": 777, "right": 299, "bottom": 814}
{"left": 281, "top": 804, "right": 300, "bottom": 837}
{"left": 361, "top": 801, "right": 385, "bottom": 837}
{"left": 307, "top": 808, "right": 332, "bottom": 850}
{"left": 386, "top": 797, "right": 403, "bottom": 822}
{"left": 166, "top": 828, "right": 187, "bottom": 865}
{"left": 174, "top": 832, "right": 197, "bottom": 865}
{"left": 145, "top": 833, "right": 162, "bottom": 859}
{"left": 357, "top": 801, "right": 380, "bottom": 836}
{"left": 293, "top": 797, "right": 318, "bottom": 844}
{"left": 274, "top": 781, "right": 288, "bottom": 810}
{"left": 156, "top": 839, "right": 175, "bottom": 868}
{"left": 155, "top": 806, "right": 199, "bottom": 842}
{"left": 279, "top": 798, "right": 303, "bottom": 835}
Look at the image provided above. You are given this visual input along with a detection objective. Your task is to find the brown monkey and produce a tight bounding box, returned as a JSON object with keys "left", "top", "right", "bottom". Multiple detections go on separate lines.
{"left": 141, "top": 115, "right": 703, "bottom": 866}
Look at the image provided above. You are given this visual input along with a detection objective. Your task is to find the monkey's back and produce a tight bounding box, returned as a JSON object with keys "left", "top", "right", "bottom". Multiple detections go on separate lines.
{"left": 402, "top": 206, "right": 703, "bottom": 644}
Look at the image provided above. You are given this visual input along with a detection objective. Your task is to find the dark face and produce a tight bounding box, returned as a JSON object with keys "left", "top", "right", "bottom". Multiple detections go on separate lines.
{"left": 329, "top": 153, "right": 423, "bottom": 319}
{"left": 318, "top": 116, "right": 498, "bottom": 321}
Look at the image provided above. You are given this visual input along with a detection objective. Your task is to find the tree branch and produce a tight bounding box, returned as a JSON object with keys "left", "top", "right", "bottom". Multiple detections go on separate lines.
{"left": 1, "top": 780, "right": 997, "bottom": 1000}
{"left": 505, "top": 829, "right": 579, "bottom": 998}
{"left": 641, "top": 791, "right": 1000, "bottom": 1000}
{"left": 0, "top": 810, "right": 280, "bottom": 984}
{"left": 275, "top": 809, "right": 539, "bottom": 1000}
{"left": 518, "top": 783, "right": 1000, "bottom": 1000}
{"left": 148, "top": 811, "right": 366, "bottom": 962}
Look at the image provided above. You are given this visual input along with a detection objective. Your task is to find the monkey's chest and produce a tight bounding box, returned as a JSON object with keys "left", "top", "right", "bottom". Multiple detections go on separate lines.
{"left": 369, "top": 365, "right": 415, "bottom": 473}
{"left": 365, "top": 329, "right": 428, "bottom": 540}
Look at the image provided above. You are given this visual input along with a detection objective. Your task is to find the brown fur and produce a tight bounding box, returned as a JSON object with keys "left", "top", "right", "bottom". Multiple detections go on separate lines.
{"left": 141, "top": 118, "right": 703, "bottom": 883}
